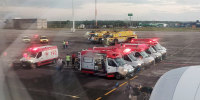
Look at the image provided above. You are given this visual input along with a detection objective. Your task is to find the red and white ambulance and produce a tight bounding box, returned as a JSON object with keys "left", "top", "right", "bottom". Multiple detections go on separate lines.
{"left": 20, "top": 45, "right": 58, "bottom": 68}
{"left": 130, "top": 38, "right": 167, "bottom": 59}
{"left": 80, "top": 49, "right": 134, "bottom": 79}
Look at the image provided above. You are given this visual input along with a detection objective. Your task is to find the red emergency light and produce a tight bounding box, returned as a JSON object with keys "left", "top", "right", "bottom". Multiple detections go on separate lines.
{"left": 28, "top": 47, "right": 39, "bottom": 52}
{"left": 23, "top": 53, "right": 28, "bottom": 58}
{"left": 123, "top": 48, "right": 131, "bottom": 54}
{"left": 32, "top": 48, "right": 38, "bottom": 51}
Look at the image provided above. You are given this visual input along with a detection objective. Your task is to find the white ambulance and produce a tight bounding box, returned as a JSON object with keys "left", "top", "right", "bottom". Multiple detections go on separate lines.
{"left": 20, "top": 45, "right": 58, "bottom": 68}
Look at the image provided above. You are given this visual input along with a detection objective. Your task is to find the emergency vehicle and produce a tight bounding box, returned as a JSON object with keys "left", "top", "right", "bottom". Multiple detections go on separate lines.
{"left": 88, "top": 31, "right": 107, "bottom": 43}
{"left": 80, "top": 49, "right": 135, "bottom": 79}
{"left": 122, "top": 43, "right": 162, "bottom": 62}
{"left": 87, "top": 31, "right": 95, "bottom": 39}
{"left": 130, "top": 38, "right": 167, "bottom": 59}
{"left": 92, "top": 46, "right": 144, "bottom": 72}
{"left": 40, "top": 36, "right": 49, "bottom": 43}
{"left": 102, "top": 31, "right": 137, "bottom": 45}
{"left": 22, "top": 36, "right": 31, "bottom": 43}
{"left": 20, "top": 45, "right": 58, "bottom": 68}
{"left": 131, "top": 47, "right": 155, "bottom": 67}
{"left": 102, "top": 44, "right": 154, "bottom": 67}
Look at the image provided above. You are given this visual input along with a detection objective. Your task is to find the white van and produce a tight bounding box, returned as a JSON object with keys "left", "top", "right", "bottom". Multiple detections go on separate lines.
{"left": 20, "top": 45, "right": 58, "bottom": 68}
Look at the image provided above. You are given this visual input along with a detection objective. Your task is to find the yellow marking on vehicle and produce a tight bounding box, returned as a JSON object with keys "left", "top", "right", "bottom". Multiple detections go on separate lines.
{"left": 96, "top": 97, "right": 102, "bottom": 100}
{"left": 104, "top": 88, "right": 117, "bottom": 95}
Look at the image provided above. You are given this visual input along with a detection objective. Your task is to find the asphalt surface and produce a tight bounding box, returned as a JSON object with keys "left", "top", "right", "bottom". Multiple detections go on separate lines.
{"left": 0, "top": 29, "right": 200, "bottom": 100}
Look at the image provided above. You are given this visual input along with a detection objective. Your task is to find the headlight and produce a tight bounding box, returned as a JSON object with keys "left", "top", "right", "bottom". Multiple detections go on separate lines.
{"left": 129, "top": 68, "right": 134, "bottom": 72}
{"left": 156, "top": 55, "right": 159, "bottom": 57}
{"left": 138, "top": 63, "right": 141, "bottom": 66}
{"left": 124, "top": 69, "right": 128, "bottom": 72}
{"left": 149, "top": 60, "right": 152, "bottom": 63}
{"left": 95, "top": 33, "right": 98, "bottom": 36}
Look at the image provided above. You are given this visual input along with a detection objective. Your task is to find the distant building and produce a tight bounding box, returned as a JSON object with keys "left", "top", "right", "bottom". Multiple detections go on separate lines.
{"left": 78, "top": 24, "right": 85, "bottom": 29}
{"left": 196, "top": 20, "right": 200, "bottom": 27}
{"left": 4, "top": 19, "right": 47, "bottom": 29}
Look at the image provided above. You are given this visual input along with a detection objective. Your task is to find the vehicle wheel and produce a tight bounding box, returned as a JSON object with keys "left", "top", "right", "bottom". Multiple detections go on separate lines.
{"left": 31, "top": 63, "right": 37, "bottom": 69}
{"left": 127, "top": 38, "right": 132, "bottom": 42}
{"left": 134, "top": 67, "right": 140, "bottom": 73}
{"left": 114, "top": 39, "right": 118, "bottom": 45}
{"left": 98, "top": 38, "right": 102, "bottom": 44}
{"left": 103, "top": 40, "right": 109, "bottom": 46}
{"left": 12, "top": 62, "right": 22, "bottom": 70}
{"left": 115, "top": 73, "right": 122, "bottom": 80}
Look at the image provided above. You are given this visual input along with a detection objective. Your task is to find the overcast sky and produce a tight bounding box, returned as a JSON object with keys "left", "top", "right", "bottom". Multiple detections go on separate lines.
{"left": 0, "top": 0, "right": 200, "bottom": 21}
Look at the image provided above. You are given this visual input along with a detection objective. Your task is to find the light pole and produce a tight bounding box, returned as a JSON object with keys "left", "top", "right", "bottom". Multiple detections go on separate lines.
{"left": 71, "top": 0, "right": 75, "bottom": 32}
{"left": 128, "top": 13, "right": 133, "bottom": 27}
{"left": 95, "top": 0, "right": 98, "bottom": 26}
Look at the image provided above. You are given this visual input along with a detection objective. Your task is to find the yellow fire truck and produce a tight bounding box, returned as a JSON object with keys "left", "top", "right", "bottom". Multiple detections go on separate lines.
{"left": 88, "top": 31, "right": 108, "bottom": 43}
{"left": 102, "top": 31, "right": 137, "bottom": 45}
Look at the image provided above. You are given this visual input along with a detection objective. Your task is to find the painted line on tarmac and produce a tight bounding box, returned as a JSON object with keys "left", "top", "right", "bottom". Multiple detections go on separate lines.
{"left": 130, "top": 76, "right": 138, "bottom": 80}
{"left": 104, "top": 88, "right": 117, "bottom": 95}
{"left": 96, "top": 97, "right": 102, "bottom": 100}
{"left": 96, "top": 75, "right": 138, "bottom": 100}
{"left": 119, "top": 82, "right": 127, "bottom": 87}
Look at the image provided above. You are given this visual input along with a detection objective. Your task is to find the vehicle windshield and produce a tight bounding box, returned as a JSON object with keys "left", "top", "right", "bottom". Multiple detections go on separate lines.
{"left": 140, "top": 51, "right": 149, "bottom": 58}
{"left": 103, "top": 34, "right": 113, "bottom": 38}
{"left": 27, "top": 52, "right": 37, "bottom": 58}
{"left": 40, "top": 37, "right": 47, "bottom": 39}
{"left": 149, "top": 46, "right": 157, "bottom": 53}
{"left": 114, "top": 58, "right": 126, "bottom": 66}
{"left": 154, "top": 43, "right": 163, "bottom": 50}
{"left": 128, "top": 53, "right": 137, "bottom": 61}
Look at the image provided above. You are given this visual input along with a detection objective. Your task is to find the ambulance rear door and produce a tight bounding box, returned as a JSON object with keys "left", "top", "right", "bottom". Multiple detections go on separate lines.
{"left": 81, "top": 56, "right": 95, "bottom": 70}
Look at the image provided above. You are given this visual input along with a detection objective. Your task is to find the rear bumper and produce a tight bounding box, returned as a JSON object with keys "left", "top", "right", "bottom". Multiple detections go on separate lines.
{"left": 23, "top": 40, "right": 30, "bottom": 42}
{"left": 40, "top": 41, "right": 48, "bottom": 43}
